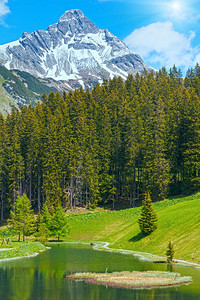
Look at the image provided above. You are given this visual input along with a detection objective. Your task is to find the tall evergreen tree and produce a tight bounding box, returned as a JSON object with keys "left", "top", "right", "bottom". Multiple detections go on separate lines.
{"left": 9, "top": 193, "right": 35, "bottom": 241}
{"left": 138, "top": 192, "right": 157, "bottom": 235}
{"left": 0, "top": 114, "right": 8, "bottom": 220}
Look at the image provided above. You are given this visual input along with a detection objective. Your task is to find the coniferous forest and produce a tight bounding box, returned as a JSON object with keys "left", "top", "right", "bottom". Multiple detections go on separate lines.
{"left": 0, "top": 65, "right": 200, "bottom": 219}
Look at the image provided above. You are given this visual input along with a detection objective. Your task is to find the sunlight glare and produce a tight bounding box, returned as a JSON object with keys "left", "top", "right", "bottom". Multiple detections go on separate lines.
{"left": 171, "top": 1, "right": 181, "bottom": 11}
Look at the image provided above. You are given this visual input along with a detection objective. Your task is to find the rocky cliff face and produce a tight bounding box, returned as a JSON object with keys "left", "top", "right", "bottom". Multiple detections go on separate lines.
{"left": 0, "top": 9, "right": 152, "bottom": 90}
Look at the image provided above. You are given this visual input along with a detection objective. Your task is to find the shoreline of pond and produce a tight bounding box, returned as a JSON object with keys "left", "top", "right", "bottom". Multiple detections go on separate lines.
{"left": 0, "top": 242, "right": 47, "bottom": 262}
{"left": 48, "top": 241, "right": 200, "bottom": 269}
{"left": 1, "top": 239, "right": 199, "bottom": 270}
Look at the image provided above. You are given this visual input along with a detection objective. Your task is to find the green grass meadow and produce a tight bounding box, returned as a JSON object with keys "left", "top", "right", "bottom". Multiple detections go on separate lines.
{"left": 67, "top": 193, "right": 200, "bottom": 263}
{"left": 0, "top": 242, "right": 46, "bottom": 260}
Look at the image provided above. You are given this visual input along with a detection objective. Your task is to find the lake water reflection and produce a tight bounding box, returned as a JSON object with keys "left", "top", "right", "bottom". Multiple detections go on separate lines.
{"left": 0, "top": 244, "right": 200, "bottom": 299}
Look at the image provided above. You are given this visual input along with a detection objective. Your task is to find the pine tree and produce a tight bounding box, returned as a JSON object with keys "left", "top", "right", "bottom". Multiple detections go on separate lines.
{"left": 138, "top": 192, "right": 157, "bottom": 235}
{"left": 0, "top": 114, "right": 8, "bottom": 220}
{"left": 148, "top": 97, "right": 170, "bottom": 200}
{"left": 36, "top": 203, "right": 51, "bottom": 243}
{"left": 41, "top": 203, "right": 52, "bottom": 229}
{"left": 50, "top": 206, "right": 70, "bottom": 241}
{"left": 166, "top": 241, "right": 174, "bottom": 263}
{"left": 9, "top": 193, "right": 35, "bottom": 241}
{"left": 37, "top": 222, "right": 49, "bottom": 244}
{"left": 182, "top": 90, "right": 200, "bottom": 185}
{"left": 6, "top": 121, "right": 24, "bottom": 205}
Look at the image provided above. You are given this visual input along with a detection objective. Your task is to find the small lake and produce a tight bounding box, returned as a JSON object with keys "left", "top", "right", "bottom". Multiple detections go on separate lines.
{"left": 0, "top": 243, "right": 200, "bottom": 299}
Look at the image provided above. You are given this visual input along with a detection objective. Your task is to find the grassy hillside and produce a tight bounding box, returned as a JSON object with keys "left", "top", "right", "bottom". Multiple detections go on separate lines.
{"left": 0, "top": 66, "right": 58, "bottom": 114}
{"left": 67, "top": 193, "right": 200, "bottom": 263}
{"left": 0, "top": 76, "right": 18, "bottom": 116}
{"left": 13, "top": 69, "right": 58, "bottom": 95}
{"left": 0, "top": 66, "right": 39, "bottom": 106}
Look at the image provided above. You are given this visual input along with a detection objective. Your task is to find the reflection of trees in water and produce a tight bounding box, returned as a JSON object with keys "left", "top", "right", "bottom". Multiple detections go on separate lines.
{"left": 7, "top": 267, "right": 34, "bottom": 300}
{"left": 167, "top": 263, "right": 173, "bottom": 272}
{"left": 0, "top": 263, "right": 66, "bottom": 300}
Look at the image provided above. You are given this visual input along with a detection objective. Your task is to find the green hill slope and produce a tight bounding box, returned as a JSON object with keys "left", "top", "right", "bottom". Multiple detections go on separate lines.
{"left": 68, "top": 193, "right": 200, "bottom": 263}
{"left": 0, "top": 76, "right": 19, "bottom": 116}
{"left": 13, "top": 69, "right": 58, "bottom": 95}
{"left": 0, "top": 66, "right": 58, "bottom": 114}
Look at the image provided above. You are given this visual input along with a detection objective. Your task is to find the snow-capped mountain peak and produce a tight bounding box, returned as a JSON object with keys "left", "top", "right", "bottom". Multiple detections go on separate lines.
{"left": 0, "top": 9, "right": 152, "bottom": 90}
{"left": 59, "top": 9, "right": 84, "bottom": 21}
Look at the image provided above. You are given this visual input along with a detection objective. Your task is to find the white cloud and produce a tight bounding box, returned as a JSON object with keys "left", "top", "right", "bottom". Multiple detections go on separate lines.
{"left": 124, "top": 21, "right": 199, "bottom": 70}
{"left": 0, "top": 0, "right": 10, "bottom": 19}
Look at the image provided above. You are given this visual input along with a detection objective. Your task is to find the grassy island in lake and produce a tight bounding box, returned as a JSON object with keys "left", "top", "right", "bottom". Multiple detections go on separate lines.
{"left": 67, "top": 271, "right": 192, "bottom": 289}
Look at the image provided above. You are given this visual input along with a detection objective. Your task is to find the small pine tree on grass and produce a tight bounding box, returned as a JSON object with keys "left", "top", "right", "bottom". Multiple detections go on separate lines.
{"left": 37, "top": 223, "right": 49, "bottom": 244}
{"left": 36, "top": 203, "right": 52, "bottom": 243}
{"left": 138, "top": 192, "right": 157, "bottom": 235}
{"left": 9, "top": 193, "right": 35, "bottom": 241}
{"left": 50, "top": 206, "right": 70, "bottom": 241}
{"left": 166, "top": 241, "right": 174, "bottom": 263}
{"left": 41, "top": 203, "right": 52, "bottom": 229}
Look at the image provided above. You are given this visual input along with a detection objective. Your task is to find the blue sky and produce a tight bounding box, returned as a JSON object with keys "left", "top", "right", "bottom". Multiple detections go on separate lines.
{"left": 0, "top": 0, "right": 200, "bottom": 72}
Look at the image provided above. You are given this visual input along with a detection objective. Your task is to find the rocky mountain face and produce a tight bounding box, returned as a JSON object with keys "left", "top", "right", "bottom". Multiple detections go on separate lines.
{"left": 0, "top": 9, "right": 152, "bottom": 91}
